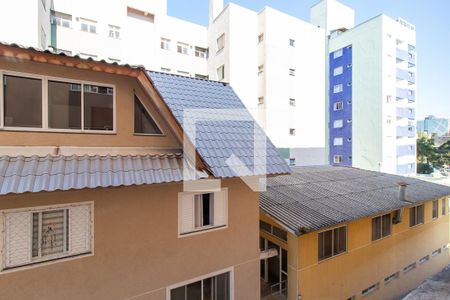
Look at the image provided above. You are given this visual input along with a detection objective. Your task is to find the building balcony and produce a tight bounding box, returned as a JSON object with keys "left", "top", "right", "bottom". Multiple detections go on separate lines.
{"left": 396, "top": 88, "right": 415, "bottom": 102}
{"left": 397, "top": 125, "right": 416, "bottom": 138}
{"left": 396, "top": 68, "right": 415, "bottom": 84}
{"left": 397, "top": 144, "right": 415, "bottom": 156}
{"left": 397, "top": 162, "right": 416, "bottom": 175}
{"left": 396, "top": 107, "right": 415, "bottom": 119}
{"left": 396, "top": 48, "right": 416, "bottom": 66}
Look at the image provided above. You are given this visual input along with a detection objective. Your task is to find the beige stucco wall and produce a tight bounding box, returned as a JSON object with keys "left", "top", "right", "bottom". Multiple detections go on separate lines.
{"left": 0, "top": 57, "right": 180, "bottom": 149}
{"left": 0, "top": 178, "right": 260, "bottom": 300}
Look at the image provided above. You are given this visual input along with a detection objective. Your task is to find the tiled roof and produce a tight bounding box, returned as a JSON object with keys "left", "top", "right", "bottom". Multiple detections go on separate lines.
{"left": 0, "top": 154, "right": 207, "bottom": 195}
{"left": 147, "top": 71, "right": 291, "bottom": 178}
{"left": 260, "top": 166, "right": 450, "bottom": 235}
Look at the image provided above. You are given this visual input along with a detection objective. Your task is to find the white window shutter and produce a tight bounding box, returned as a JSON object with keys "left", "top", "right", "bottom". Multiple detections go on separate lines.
{"left": 180, "top": 194, "right": 194, "bottom": 234}
{"left": 4, "top": 212, "right": 32, "bottom": 268}
{"left": 214, "top": 189, "right": 228, "bottom": 227}
{"left": 69, "top": 204, "right": 91, "bottom": 255}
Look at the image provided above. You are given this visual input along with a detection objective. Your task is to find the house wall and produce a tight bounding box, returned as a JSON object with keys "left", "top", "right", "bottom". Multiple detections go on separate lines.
{"left": 0, "top": 178, "right": 260, "bottom": 299}
{"left": 296, "top": 197, "right": 450, "bottom": 300}
{"left": 0, "top": 58, "right": 180, "bottom": 151}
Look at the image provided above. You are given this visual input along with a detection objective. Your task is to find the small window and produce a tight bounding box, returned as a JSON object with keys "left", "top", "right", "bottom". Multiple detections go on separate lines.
{"left": 419, "top": 255, "right": 429, "bottom": 264}
{"left": 258, "top": 97, "right": 264, "bottom": 105}
{"left": 289, "top": 39, "right": 295, "bottom": 47}
{"left": 217, "top": 33, "right": 225, "bottom": 52}
{"left": 51, "top": 11, "right": 72, "bottom": 28}
{"left": 3, "top": 75, "right": 42, "bottom": 128}
{"left": 161, "top": 67, "right": 171, "bottom": 72}
{"left": 259, "top": 220, "right": 272, "bottom": 233}
{"left": 432, "top": 200, "right": 438, "bottom": 219}
{"left": 333, "top": 155, "right": 343, "bottom": 164}
{"left": 195, "top": 74, "right": 209, "bottom": 80}
{"left": 289, "top": 98, "right": 296, "bottom": 106}
{"left": 403, "top": 262, "right": 416, "bottom": 273}
{"left": 333, "top": 84, "right": 343, "bottom": 93}
{"left": 384, "top": 272, "right": 399, "bottom": 284}
{"left": 179, "top": 190, "right": 228, "bottom": 235}
{"left": 170, "top": 272, "right": 230, "bottom": 300}
{"left": 217, "top": 65, "right": 225, "bottom": 81}
{"left": 318, "top": 226, "right": 346, "bottom": 261}
{"left": 289, "top": 128, "right": 296, "bottom": 136}
{"left": 333, "top": 102, "right": 344, "bottom": 111}
{"left": 372, "top": 213, "right": 391, "bottom": 241}
{"left": 195, "top": 47, "right": 208, "bottom": 58}
{"left": 333, "top": 137, "right": 343, "bottom": 146}
{"left": 134, "top": 95, "right": 162, "bottom": 135}
{"left": 258, "top": 65, "right": 264, "bottom": 75}
{"left": 258, "top": 33, "right": 264, "bottom": 43}
{"left": 442, "top": 198, "right": 447, "bottom": 216}
{"left": 177, "top": 43, "right": 189, "bottom": 55}
{"left": 432, "top": 248, "right": 442, "bottom": 257}
{"left": 289, "top": 68, "right": 296, "bottom": 76}
{"left": 177, "top": 70, "right": 189, "bottom": 76}
{"left": 410, "top": 205, "right": 424, "bottom": 227}
{"left": 386, "top": 95, "right": 392, "bottom": 103}
{"left": 333, "top": 66, "right": 343, "bottom": 76}
{"left": 289, "top": 158, "right": 296, "bottom": 166}
{"left": 362, "top": 283, "right": 379, "bottom": 296}
{"left": 347, "top": 63, "right": 352, "bottom": 68}
{"left": 333, "top": 48, "right": 343, "bottom": 59}
{"left": 80, "top": 18, "right": 97, "bottom": 33}
{"left": 108, "top": 25, "right": 120, "bottom": 39}
{"left": 160, "top": 38, "right": 170, "bottom": 50}
{"left": 127, "top": 7, "right": 154, "bottom": 23}
{"left": 333, "top": 120, "right": 343, "bottom": 128}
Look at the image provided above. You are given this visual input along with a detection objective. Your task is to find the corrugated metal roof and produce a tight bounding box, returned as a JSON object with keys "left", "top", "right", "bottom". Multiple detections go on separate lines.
{"left": 147, "top": 71, "right": 291, "bottom": 178}
{"left": 261, "top": 166, "right": 450, "bottom": 235}
{"left": 0, "top": 154, "right": 207, "bottom": 196}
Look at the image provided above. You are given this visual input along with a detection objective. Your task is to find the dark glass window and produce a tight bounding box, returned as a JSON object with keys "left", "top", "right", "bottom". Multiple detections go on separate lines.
{"left": 273, "top": 226, "right": 288, "bottom": 242}
{"left": 372, "top": 213, "right": 391, "bottom": 241}
{"left": 319, "top": 226, "right": 346, "bottom": 261}
{"left": 48, "top": 81, "right": 81, "bottom": 129}
{"left": 4, "top": 75, "right": 42, "bottom": 128}
{"left": 83, "top": 84, "right": 113, "bottom": 131}
{"left": 194, "top": 193, "right": 214, "bottom": 228}
{"left": 442, "top": 198, "right": 447, "bottom": 216}
{"left": 170, "top": 272, "right": 230, "bottom": 300}
{"left": 432, "top": 200, "right": 438, "bottom": 219}
{"left": 259, "top": 220, "right": 271, "bottom": 233}
{"left": 410, "top": 205, "right": 424, "bottom": 227}
{"left": 134, "top": 95, "right": 162, "bottom": 134}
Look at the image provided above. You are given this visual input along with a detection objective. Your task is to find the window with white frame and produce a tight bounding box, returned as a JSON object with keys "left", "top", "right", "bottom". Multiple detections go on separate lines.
{"left": 289, "top": 68, "right": 296, "bottom": 76}
{"left": 333, "top": 120, "right": 343, "bottom": 128}
{"left": 333, "top": 48, "right": 343, "bottom": 59}
{"left": 289, "top": 39, "right": 295, "bottom": 47}
{"left": 333, "top": 155, "right": 343, "bottom": 164}
{"left": 108, "top": 25, "right": 120, "bottom": 39}
{"left": 51, "top": 11, "right": 72, "bottom": 28}
{"left": 178, "top": 189, "right": 228, "bottom": 235}
{"left": 161, "top": 38, "right": 170, "bottom": 50}
{"left": 177, "top": 42, "right": 189, "bottom": 55}
{"left": 289, "top": 128, "right": 296, "bottom": 136}
{"left": 333, "top": 101, "right": 344, "bottom": 111}
{"left": 170, "top": 271, "right": 230, "bottom": 300}
{"left": 80, "top": 18, "right": 97, "bottom": 33}
{"left": 217, "top": 33, "right": 225, "bottom": 52}
{"left": 333, "top": 66, "right": 343, "bottom": 76}
{"left": 333, "top": 137, "right": 343, "bottom": 146}
{"left": 2, "top": 73, "right": 114, "bottom": 132}
{"left": 333, "top": 84, "right": 343, "bottom": 93}
{"left": 195, "top": 47, "right": 208, "bottom": 59}
{"left": 217, "top": 65, "right": 225, "bottom": 81}
{"left": 289, "top": 98, "right": 296, "bottom": 106}
{"left": 1, "top": 203, "right": 92, "bottom": 270}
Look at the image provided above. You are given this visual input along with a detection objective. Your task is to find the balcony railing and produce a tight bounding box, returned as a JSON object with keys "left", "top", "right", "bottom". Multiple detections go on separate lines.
{"left": 396, "top": 68, "right": 415, "bottom": 84}
{"left": 397, "top": 125, "right": 416, "bottom": 138}
{"left": 396, "top": 88, "right": 415, "bottom": 102}
{"left": 396, "top": 107, "right": 415, "bottom": 119}
{"left": 397, "top": 144, "right": 415, "bottom": 156}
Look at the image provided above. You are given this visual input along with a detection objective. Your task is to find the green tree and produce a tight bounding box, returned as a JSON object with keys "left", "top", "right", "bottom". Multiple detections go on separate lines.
{"left": 417, "top": 137, "right": 435, "bottom": 164}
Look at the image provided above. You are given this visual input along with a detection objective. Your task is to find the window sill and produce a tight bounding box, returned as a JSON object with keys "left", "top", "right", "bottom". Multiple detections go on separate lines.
{"left": 133, "top": 133, "right": 166, "bottom": 137}
{"left": 179, "top": 224, "right": 227, "bottom": 238}
{"left": 318, "top": 251, "right": 347, "bottom": 263}
{"left": 0, "top": 127, "right": 116, "bottom": 135}
{"left": 371, "top": 234, "right": 392, "bottom": 243}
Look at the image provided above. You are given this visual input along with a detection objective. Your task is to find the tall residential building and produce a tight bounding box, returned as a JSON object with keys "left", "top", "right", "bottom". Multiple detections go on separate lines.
{"left": 417, "top": 115, "right": 450, "bottom": 137}
{"left": 311, "top": 0, "right": 418, "bottom": 176}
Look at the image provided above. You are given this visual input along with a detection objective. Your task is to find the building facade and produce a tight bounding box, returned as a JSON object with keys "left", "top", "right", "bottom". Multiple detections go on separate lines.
{"left": 417, "top": 115, "right": 450, "bottom": 137}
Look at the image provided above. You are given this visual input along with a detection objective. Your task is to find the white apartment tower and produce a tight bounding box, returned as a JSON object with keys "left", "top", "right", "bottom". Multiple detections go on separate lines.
{"left": 311, "top": 0, "right": 417, "bottom": 175}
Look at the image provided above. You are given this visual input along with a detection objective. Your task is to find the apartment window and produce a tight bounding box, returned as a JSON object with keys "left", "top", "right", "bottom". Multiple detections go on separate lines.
{"left": 333, "top": 102, "right": 344, "bottom": 111}
{"left": 177, "top": 70, "right": 190, "bottom": 76}
{"left": 318, "top": 226, "right": 346, "bottom": 261}
{"left": 333, "top": 120, "right": 343, "bottom": 128}
{"left": 258, "top": 33, "right": 264, "bottom": 44}
{"left": 333, "top": 48, "right": 343, "bottom": 59}
{"left": 170, "top": 272, "right": 230, "bottom": 300}
{"left": 258, "top": 65, "right": 264, "bottom": 75}
{"left": 134, "top": 95, "right": 162, "bottom": 135}
{"left": 160, "top": 38, "right": 170, "bottom": 50}
{"left": 442, "top": 198, "right": 447, "bottom": 216}
{"left": 177, "top": 43, "right": 189, "bottom": 55}
{"left": 108, "top": 25, "right": 120, "bottom": 39}
{"left": 289, "top": 158, "right": 296, "bottom": 166}
{"left": 333, "top": 84, "right": 343, "bottom": 93}
{"left": 432, "top": 248, "right": 442, "bottom": 257}
{"left": 289, "top": 128, "right": 296, "bottom": 136}
{"left": 386, "top": 118, "right": 392, "bottom": 125}
{"left": 80, "top": 18, "right": 97, "bottom": 34}
{"left": 195, "top": 47, "right": 208, "bottom": 58}
{"left": 289, "top": 39, "right": 295, "bottom": 47}
{"left": 2, "top": 203, "right": 92, "bottom": 270}
{"left": 403, "top": 262, "right": 416, "bottom": 273}
{"left": 384, "top": 272, "right": 399, "bottom": 284}
{"left": 372, "top": 213, "right": 391, "bottom": 241}
{"left": 179, "top": 189, "right": 228, "bottom": 235}
{"left": 289, "top": 69, "right": 296, "bottom": 76}
{"left": 333, "top": 66, "right": 343, "bottom": 76}
{"left": 419, "top": 255, "right": 429, "bottom": 264}
{"left": 40, "top": 26, "right": 46, "bottom": 49}
{"left": 333, "top": 137, "right": 343, "bottom": 146}
{"left": 127, "top": 7, "right": 154, "bottom": 23}
{"left": 289, "top": 98, "right": 296, "bottom": 106}
{"left": 386, "top": 95, "right": 392, "bottom": 103}
{"left": 432, "top": 200, "right": 438, "bottom": 219}
{"left": 258, "top": 97, "right": 264, "bottom": 105}
{"left": 217, "top": 33, "right": 225, "bottom": 52}
{"left": 362, "top": 283, "right": 379, "bottom": 296}
{"left": 333, "top": 155, "right": 343, "bottom": 164}
{"left": 195, "top": 74, "right": 209, "bottom": 80}
{"left": 409, "top": 204, "right": 424, "bottom": 227}
{"left": 259, "top": 221, "right": 287, "bottom": 242}
{"left": 51, "top": 11, "right": 72, "bottom": 28}
{"left": 217, "top": 65, "right": 225, "bottom": 81}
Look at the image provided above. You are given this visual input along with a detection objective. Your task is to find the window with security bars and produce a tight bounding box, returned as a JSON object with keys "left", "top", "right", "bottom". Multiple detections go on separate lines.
{"left": 2, "top": 203, "right": 92, "bottom": 270}
{"left": 372, "top": 213, "right": 391, "bottom": 241}
{"left": 318, "top": 226, "right": 346, "bottom": 261}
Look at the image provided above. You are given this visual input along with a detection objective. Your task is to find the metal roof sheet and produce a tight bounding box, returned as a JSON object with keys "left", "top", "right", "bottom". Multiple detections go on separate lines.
{"left": 0, "top": 154, "right": 207, "bottom": 196}
{"left": 147, "top": 71, "right": 291, "bottom": 178}
{"left": 261, "top": 166, "right": 450, "bottom": 235}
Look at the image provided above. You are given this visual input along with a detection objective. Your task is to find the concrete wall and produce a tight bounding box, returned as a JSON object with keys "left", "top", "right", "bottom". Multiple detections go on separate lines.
{"left": 0, "top": 178, "right": 260, "bottom": 300}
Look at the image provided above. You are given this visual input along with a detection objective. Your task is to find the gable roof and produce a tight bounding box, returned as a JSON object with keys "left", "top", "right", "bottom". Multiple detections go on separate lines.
{"left": 147, "top": 71, "right": 291, "bottom": 178}
{"left": 261, "top": 166, "right": 450, "bottom": 235}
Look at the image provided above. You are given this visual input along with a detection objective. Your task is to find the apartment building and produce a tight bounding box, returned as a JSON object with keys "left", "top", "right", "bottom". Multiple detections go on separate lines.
{"left": 418, "top": 115, "right": 450, "bottom": 137}
{"left": 260, "top": 166, "right": 450, "bottom": 300}
{"left": 311, "top": 0, "right": 418, "bottom": 175}
{"left": 0, "top": 42, "right": 290, "bottom": 299}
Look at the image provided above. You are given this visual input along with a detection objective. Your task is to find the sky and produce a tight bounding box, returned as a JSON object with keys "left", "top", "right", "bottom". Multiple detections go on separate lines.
{"left": 167, "top": 0, "right": 450, "bottom": 120}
